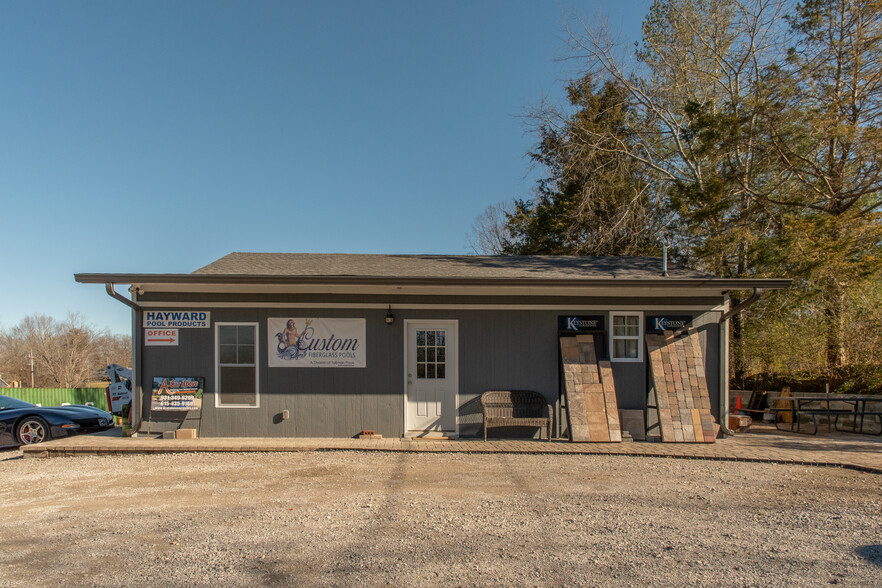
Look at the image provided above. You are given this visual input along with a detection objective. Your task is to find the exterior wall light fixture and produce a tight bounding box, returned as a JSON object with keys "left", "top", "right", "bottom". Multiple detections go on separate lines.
{"left": 385, "top": 305, "right": 395, "bottom": 325}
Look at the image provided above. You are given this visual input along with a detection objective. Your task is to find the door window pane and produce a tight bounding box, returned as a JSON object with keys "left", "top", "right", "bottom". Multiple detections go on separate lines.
{"left": 415, "top": 329, "right": 447, "bottom": 380}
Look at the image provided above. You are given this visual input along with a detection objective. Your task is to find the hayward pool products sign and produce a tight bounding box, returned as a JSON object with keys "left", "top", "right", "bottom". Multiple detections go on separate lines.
{"left": 646, "top": 315, "right": 692, "bottom": 333}
{"left": 268, "top": 317, "right": 366, "bottom": 368}
{"left": 143, "top": 311, "right": 210, "bottom": 328}
{"left": 558, "top": 315, "right": 605, "bottom": 333}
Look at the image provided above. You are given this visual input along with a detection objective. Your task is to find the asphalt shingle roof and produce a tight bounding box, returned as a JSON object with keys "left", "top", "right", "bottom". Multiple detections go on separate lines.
{"left": 192, "top": 252, "right": 710, "bottom": 281}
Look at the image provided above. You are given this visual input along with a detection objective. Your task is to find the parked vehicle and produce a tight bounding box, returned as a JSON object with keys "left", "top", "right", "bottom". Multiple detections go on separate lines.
{"left": 0, "top": 395, "right": 115, "bottom": 446}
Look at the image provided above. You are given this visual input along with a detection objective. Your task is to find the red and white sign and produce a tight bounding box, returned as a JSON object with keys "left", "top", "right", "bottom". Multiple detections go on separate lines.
{"left": 145, "top": 328, "right": 179, "bottom": 346}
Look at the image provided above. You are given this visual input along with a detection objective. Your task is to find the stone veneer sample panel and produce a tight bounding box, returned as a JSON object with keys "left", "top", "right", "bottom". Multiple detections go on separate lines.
{"left": 646, "top": 331, "right": 718, "bottom": 443}
{"left": 560, "top": 336, "right": 622, "bottom": 443}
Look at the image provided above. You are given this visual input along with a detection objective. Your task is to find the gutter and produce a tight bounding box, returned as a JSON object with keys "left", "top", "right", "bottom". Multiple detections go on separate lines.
{"left": 75, "top": 272, "right": 793, "bottom": 290}
{"left": 717, "top": 287, "right": 763, "bottom": 437}
{"left": 105, "top": 284, "right": 143, "bottom": 436}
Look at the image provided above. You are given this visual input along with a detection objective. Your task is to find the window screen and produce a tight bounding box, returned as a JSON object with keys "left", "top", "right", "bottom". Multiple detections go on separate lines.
{"left": 611, "top": 313, "right": 642, "bottom": 361}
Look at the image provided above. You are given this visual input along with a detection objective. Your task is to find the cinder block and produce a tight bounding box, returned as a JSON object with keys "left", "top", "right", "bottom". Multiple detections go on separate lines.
{"left": 728, "top": 414, "right": 752, "bottom": 432}
{"left": 619, "top": 410, "right": 646, "bottom": 441}
{"left": 175, "top": 428, "right": 197, "bottom": 439}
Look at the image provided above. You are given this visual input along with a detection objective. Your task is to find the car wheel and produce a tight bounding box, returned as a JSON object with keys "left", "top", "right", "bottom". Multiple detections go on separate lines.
{"left": 17, "top": 416, "right": 50, "bottom": 445}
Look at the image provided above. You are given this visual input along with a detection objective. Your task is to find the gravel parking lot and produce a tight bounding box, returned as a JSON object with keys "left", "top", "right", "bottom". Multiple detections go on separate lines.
{"left": 1, "top": 449, "right": 880, "bottom": 587}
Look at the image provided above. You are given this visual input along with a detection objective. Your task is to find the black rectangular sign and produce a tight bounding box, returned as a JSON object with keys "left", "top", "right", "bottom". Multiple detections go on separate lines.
{"left": 646, "top": 315, "right": 692, "bottom": 333}
{"left": 558, "top": 315, "right": 605, "bottom": 333}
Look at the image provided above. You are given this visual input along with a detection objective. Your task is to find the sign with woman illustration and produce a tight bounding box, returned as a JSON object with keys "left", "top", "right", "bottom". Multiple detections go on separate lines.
{"left": 268, "top": 317, "right": 366, "bottom": 368}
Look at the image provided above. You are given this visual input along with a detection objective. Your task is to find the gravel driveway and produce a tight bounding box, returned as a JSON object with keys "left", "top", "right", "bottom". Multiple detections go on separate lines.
{"left": 1, "top": 450, "right": 880, "bottom": 587}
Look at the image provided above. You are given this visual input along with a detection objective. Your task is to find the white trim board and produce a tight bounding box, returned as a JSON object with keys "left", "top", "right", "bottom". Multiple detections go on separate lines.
{"left": 138, "top": 301, "right": 727, "bottom": 312}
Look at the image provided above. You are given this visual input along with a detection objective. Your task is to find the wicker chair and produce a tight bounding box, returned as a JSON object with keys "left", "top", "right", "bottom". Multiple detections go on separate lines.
{"left": 480, "top": 390, "right": 553, "bottom": 441}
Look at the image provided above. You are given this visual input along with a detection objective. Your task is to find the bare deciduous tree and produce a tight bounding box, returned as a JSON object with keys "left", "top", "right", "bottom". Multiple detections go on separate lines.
{"left": 0, "top": 313, "right": 131, "bottom": 388}
{"left": 467, "top": 201, "right": 516, "bottom": 255}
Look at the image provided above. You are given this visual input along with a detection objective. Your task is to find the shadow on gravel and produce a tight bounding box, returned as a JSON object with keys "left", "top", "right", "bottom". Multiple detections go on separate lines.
{"left": 756, "top": 437, "right": 882, "bottom": 455}
{"left": 0, "top": 450, "right": 23, "bottom": 462}
{"left": 240, "top": 451, "right": 412, "bottom": 585}
{"left": 856, "top": 545, "right": 882, "bottom": 567}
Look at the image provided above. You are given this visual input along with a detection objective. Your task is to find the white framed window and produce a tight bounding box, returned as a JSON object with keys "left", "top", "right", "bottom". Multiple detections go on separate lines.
{"left": 215, "top": 322, "right": 259, "bottom": 408}
{"left": 610, "top": 312, "right": 643, "bottom": 362}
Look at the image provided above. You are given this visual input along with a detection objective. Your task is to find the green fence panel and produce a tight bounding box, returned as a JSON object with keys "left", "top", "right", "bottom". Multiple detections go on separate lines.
{"left": 2, "top": 388, "right": 108, "bottom": 410}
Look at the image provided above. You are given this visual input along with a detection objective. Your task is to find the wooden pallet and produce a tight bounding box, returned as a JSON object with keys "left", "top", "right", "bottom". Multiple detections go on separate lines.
{"left": 560, "top": 336, "right": 622, "bottom": 443}
{"left": 646, "top": 331, "right": 718, "bottom": 443}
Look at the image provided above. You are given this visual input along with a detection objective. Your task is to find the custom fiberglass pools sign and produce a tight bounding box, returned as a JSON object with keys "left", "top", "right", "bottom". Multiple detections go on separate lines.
{"left": 268, "top": 318, "right": 366, "bottom": 368}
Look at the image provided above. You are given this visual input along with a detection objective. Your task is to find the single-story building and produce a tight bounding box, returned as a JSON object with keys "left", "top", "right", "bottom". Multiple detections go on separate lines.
{"left": 75, "top": 253, "right": 790, "bottom": 440}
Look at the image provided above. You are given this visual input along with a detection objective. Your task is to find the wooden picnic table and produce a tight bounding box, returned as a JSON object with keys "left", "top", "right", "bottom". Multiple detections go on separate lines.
{"left": 770, "top": 395, "right": 881, "bottom": 435}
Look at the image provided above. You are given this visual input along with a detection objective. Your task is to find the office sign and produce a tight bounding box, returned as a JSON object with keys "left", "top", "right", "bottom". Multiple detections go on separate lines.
{"left": 145, "top": 329, "right": 179, "bottom": 346}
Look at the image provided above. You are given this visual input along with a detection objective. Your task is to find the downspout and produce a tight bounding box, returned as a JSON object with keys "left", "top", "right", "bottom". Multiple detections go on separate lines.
{"left": 720, "top": 287, "right": 762, "bottom": 323}
{"left": 105, "top": 283, "right": 143, "bottom": 435}
{"left": 717, "top": 287, "right": 762, "bottom": 437}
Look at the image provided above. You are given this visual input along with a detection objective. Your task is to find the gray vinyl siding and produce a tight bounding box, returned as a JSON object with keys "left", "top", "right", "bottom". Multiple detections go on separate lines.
{"left": 138, "top": 305, "right": 722, "bottom": 438}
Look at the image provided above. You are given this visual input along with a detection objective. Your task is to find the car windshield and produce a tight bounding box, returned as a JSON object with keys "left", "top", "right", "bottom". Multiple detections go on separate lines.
{"left": 0, "top": 396, "right": 35, "bottom": 410}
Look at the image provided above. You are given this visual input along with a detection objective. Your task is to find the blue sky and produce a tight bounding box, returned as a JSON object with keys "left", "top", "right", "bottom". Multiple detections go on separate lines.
{"left": 0, "top": 1, "right": 649, "bottom": 335}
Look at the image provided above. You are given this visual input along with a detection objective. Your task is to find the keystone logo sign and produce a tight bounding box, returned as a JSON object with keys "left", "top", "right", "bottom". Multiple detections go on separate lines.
{"left": 558, "top": 315, "right": 604, "bottom": 333}
{"left": 646, "top": 316, "right": 692, "bottom": 333}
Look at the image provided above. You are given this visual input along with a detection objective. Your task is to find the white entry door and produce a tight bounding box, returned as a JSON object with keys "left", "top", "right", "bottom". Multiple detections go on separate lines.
{"left": 405, "top": 321, "right": 458, "bottom": 434}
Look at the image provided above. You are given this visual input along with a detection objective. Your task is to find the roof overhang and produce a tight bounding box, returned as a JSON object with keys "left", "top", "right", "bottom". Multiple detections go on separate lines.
{"left": 74, "top": 273, "right": 792, "bottom": 296}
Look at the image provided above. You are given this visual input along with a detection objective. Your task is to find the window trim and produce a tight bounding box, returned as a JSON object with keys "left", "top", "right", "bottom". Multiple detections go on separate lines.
{"left": 609, "top": 311, "right": 644, "bottom": 363}
{"left": 215, "top": 322, "right": 260, "bottom": 409}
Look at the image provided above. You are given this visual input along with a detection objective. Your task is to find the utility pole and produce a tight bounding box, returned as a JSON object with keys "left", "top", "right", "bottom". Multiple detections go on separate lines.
{"left": 27, "top": 352, "right": 34, "bottom": 388}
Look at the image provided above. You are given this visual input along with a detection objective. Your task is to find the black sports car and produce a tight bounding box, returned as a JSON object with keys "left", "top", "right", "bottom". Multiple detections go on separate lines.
{"left": 0, "top": 394, "right": 115, "bottom": 446}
